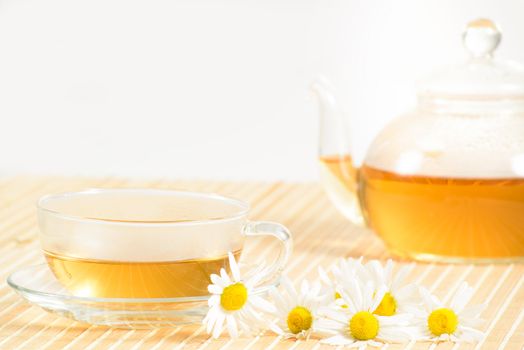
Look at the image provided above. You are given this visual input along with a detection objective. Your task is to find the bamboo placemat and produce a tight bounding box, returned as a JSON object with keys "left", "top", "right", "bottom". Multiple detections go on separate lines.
{"left": 0, "top": 177, "right": 522, "bottom": 350}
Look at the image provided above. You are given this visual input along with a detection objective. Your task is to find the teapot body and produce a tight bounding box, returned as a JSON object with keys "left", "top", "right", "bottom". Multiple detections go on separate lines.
{"left": 319, "top": 101, "right": 524, "bottom": 262}
{"left": 315, "top": 18, "right": 524, "bottom": 263}
{"left": 362, "top": 102, "right": 524, "bottom": 261}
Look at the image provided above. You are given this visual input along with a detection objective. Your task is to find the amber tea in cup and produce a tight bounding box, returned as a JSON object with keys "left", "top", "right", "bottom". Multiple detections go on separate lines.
{"left": 38, "top": 189, "right": 291, "bottom": 298}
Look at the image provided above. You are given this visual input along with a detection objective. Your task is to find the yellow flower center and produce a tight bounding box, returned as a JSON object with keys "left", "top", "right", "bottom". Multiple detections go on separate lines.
{"left": 427, "top": 308, "right": 458, "bottom": 336}
{"left": 349, "top": 311, "right": 379, "bottom": 340}
{"left": 287, "top": 306, "right": 313, "bottom": 334}
{"left": 373, "top": 292, "right": 397, "bottom": 316}
{"left": 220, "top": 283, "right": 248, "bottom": 311}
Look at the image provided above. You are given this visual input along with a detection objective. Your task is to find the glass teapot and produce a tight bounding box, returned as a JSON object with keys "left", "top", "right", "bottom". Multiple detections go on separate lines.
{"left": 313, "top": 19, "right": 524, "bottom": 263}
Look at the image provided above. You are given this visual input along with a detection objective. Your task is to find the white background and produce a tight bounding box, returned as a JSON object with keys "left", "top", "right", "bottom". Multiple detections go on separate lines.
{"left": 0, "top": 0, "right": 523, "bottom": 181}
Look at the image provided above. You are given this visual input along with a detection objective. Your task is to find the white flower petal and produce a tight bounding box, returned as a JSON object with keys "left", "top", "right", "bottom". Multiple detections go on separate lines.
{"left": 274, "top": 297, "right": 289, "bottom": 314}
{"left": 269, "top": 286, "right": 287, "bottom": 310}
{"left": 245, "top": 271, "right": 265, "bottom": 288}
{"left": 399, "top": 303, "right": 424, "bottom": 316}
{"left": 212, "top": 313, "right": 226, "bottom": 339}
{"left": 338, "top": 288, "right": 357, "bottom": 312}
{"left": 308, "top": 281, "right": 322, "bottom": 299}
{"left": 250, "top": 295, "right": 276, "bottom": 313}
{"left": 348, "top": 342, "right": 364, "bottom": 349}
{"left": 282, "top": 276, "right": 298, "bottom": 300}
{"left": 460, "top": 303, "right": 487, "bottom": 319}
{"left": 268, "top": 321, "right": 284, "bottom": 335}
{"left": 459, "top": 316, "right": 485, "bottom": 328}
{"left": 377, "top": 313, "right": 412, "bottom": 326}
{"left": 226, "top": 314, "right": 239, "bottom": 338}
{"left": 352, "top": 279, "right": 365, "bottom": 309}
{"left": 384, "top": 259, "right": 394, "bottom": 285}
{"left": 208, "top": 295, "right": 220, "bottom": 307}
{"left": 300, "top": 279, "right": 310, "bottom": 297}
{"left": 365, "top": 260, "right": 380, "bottom": 276}
{"left": 354, "top": 259, "right": 369, "bottom": 280}
{"left": 243, "top": 304, "right": 264, "bottom": 323}
{"left": 220, "top": 268, "right": 231, "bottom": 285}
{"left": 391, "top": 263, "right": 414, "bottom": 293}
{"left": 369, "top": 284, "right": 387, "bottom": 312}
{"left": 319, "top": 307, "right": 348, "bottom": 324}
{"left": 238, "top": 319, "right": 251, "bottom": 335}
{"left": 210, "top": 273, "right": 226, "bottom": 287}
{"left": 450, "top": 282, "right": 474, "bottom": 313}
{"left": 334, "top": 298, "right": 347, "bottom": 308}
{"left": 458, "top": 325, "right": 485, "bottom": 342}
{"left": 366, "top": 340, "right": 383, "bottom": 347}
{"left": 208, "top": 284, "right": 224, "bottom": 295}
{"left": 419, "top": 287, "right": 440, "bottom": 311}
{"left": 378, "top": 324, "right": 416, "bottom": 341}
{"left": 202, "top": 311, "right": 210, "bottom": 324}
{"left": 205, "top": 309, "right": 218, "bottom": 334}
{"left": 331, "top": 263, "right": 342, "bottom": 277}
{"left": 394, "top": 283, "right": 418, "bottom": 301}
{"left": 413, "top": 326, "right": 433, "bottom": 340}
{"left": 321, "top": 334, "right": 354, "bottom": 345}
{"left": 315, "top": 318, "right": 344, "bottom": 333}
{"left": 228, "top": 252, "right": 241, "bottom": 282}
{"left": 318, "top": 266, "right": 332, "bottom": 286}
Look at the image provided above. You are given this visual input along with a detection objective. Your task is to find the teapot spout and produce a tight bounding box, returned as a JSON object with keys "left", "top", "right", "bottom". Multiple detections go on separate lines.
{"left": 311, "top": 77, "right": 363, "bottom": 225}
{"left": 310, "top": 77, "right": 351, "bottom": 159}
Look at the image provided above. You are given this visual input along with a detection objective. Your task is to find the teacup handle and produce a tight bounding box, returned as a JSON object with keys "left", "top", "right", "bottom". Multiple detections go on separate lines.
{"left": 242, "top": 221, "right": 293, "bottom": 284}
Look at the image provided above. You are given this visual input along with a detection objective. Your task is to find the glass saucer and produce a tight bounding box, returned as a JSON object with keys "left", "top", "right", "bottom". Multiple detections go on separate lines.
{"left": 7, "top": 264, "right": 278, "bottom": 329}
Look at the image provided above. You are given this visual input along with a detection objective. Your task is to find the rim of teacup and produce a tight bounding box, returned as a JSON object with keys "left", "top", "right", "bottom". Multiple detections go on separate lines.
{"left": 37, "top": 188, "right": 250, "bottom": 226}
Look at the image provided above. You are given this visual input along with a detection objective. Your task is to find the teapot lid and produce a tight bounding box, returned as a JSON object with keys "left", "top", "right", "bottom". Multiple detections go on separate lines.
{"left": 417, "top": 19, "right": 524, "bottom": 100}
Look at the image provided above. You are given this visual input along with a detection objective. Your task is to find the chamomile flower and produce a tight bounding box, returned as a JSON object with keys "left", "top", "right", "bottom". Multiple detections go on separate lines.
{"left": 318, "top": 257, "right": 365, "bottom": 303}
{"left": 364, "top": 259, "right": 420, "bottom": 316}
{"left": 203, "top": 252, "right": 276, "bottom": 338}
{"left": 317, "top": 279, "right": 415, "bottom": 347}
{"left": 268, "top": 276, "right": 326, "bottom": 339}
{"left": 414, "top": 282, "right": 486, "bottom": 342}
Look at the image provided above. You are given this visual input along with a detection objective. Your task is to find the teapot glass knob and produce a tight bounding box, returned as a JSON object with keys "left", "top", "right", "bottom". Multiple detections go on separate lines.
{"left": 462, "top": 18, "right": 501, "bottom": 59}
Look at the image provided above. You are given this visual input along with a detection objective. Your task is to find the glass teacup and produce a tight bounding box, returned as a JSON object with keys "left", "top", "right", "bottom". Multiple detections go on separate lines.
{"left": 37, "top": 189, "right": 292, "bottom": 298}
